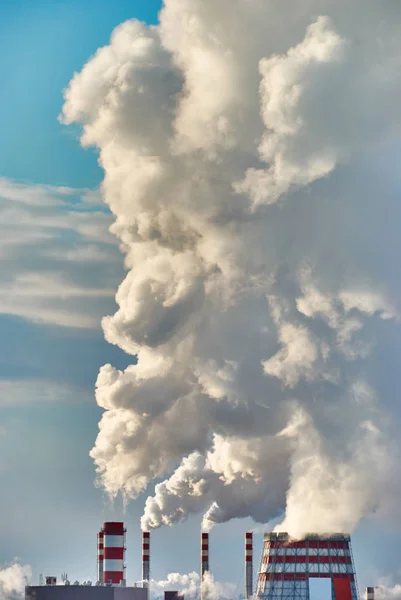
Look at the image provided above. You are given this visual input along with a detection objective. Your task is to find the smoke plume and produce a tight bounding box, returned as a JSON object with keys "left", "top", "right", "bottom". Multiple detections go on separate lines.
{"left": 61, "top": 0, "right": 401, "bottom": 536}
{"left": 0, "top": 563, "right": 31, "bottom": 600}
{"left": 150, "top": 572, "right": 236, "bottom": 600}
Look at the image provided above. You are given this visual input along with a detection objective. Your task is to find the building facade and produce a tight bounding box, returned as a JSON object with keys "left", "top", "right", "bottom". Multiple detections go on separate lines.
{"left": 25, "top": 586, "right": 147, "bottom": 600}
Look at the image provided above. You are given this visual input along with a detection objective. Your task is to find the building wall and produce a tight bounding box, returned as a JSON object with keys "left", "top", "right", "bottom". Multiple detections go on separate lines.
{"left": 26, "top": 587, "right": 147, "bottom": 600}
{"left": 164, "top": 592, "right": 184, "bottom": 600}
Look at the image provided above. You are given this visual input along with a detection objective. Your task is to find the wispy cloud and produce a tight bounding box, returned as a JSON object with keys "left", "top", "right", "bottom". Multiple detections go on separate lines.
{"left": 0, "top": 379, "right": 92, "bottom": 407}
{"left": 0, "top": 178, "right": 123, "bottom": 329}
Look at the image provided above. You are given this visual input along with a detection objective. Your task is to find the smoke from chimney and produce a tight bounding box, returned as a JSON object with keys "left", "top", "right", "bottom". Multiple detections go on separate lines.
{"left": 62, "top": 0, "right": 401, "bottom": 537}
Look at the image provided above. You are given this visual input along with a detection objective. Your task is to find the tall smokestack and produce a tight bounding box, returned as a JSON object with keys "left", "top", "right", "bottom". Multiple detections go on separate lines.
{"left": 97, "top": 530, "right": 104, "bottom": 583}
{"left": 200, "top": 531, "right": 209, "bottom": 599}
{"left": 366, "top": 588, "right": 375, "bottom": 600}
{"left": 245, "top": 532, "right": 253, "bottom": 599}
{"left": 103, "top": 522, "right": 125, "bottom": 585}
{"left": 142, "top": 531, "right": 150, "bottom": 597}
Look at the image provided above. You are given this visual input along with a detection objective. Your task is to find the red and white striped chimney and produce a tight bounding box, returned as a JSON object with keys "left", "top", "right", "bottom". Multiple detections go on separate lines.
{"left": 200, "top": 532, "right": 209, "bottom": 600}
{"left": 245, "top": 532, "right": 253, "bottom": 599}
{"left": 201, "top": 532, "right": 209, "bottom": 578}
{"left": 103, "top": 522, "right": 125, "bottom": 585}
{"left": 366, "top": 588, "right": 375, "bottom": 600}
{"left": 142, "top": 531, "right": 150, "bottom": 593}
{"left": 97, "top": 530, "right": 104, "bottom": 583}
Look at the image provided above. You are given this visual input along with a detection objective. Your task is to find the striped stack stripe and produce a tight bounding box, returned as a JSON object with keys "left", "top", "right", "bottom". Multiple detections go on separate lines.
{"left": 245, "top": 532, "right": 253, "bottom": 599}
{"left": 366, "top": 588, "right": 375, "bottom": 600}
{"left": 201, "top": 532, "right": 209, "bottom": 577}
{"left": 201, "top": 532, "right": 209, "bottom": 600}
{"left": 142, "top": 531, "right": 150, "bottom": 589}
{"left": 97, "top": 531, "right": 104, "bottom": 583}
{"left": 103, "top": 522, "right": 125, "bottom": 585}
{"left": 256, "top": 533, "right": 358, "bottom": 600}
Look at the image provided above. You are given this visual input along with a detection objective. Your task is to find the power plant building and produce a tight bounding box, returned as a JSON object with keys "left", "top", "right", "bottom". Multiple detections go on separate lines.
{"left": 25, "top": 587, "right": 147, "bottom": 600}
{"left": 25, "top": 523, "right": 371, "bottom": 600}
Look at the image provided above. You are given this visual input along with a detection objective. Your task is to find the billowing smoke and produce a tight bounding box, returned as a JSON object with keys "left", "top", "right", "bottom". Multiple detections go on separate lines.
{"left": 0, "top": 563, "right": 31, "bottom": 600}
{"left": 61, "top": 0, "right": 401, "bottom": 536}
{"left": 150, "top": 572, "right": 236, "bottom": 600}
{"left": 376, "top": 585, "right": 401, "bottom": 600}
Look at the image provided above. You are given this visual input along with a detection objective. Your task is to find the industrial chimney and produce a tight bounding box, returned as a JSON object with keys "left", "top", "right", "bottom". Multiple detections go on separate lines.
{"left": 201, "top": 532, "right": 209, "bottom": 578}
{"left": 142, "top": 531, "right": 150, "bottom": 598}
{"left": 200, "top": 531, "right": 209, "bottom": 600}
{"left": 366, "top": 588, "right": 375, "bottom": 600}
{"left": 245, "top": 532, "right": 253, "bottom": 600}
{"left": 103, "top": 522, "right": 126, "bottom": 585}
{"left": 97, "top": 530, "right": 104, "bottom": 583}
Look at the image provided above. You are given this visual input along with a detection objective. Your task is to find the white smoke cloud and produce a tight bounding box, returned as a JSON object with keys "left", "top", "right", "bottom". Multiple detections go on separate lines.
{"left": 376, "top": 584, "right": 401, "bottom": 600}
{"left": 275, "top": 405, "right": 391, "bottom": 537}
{"left": 0, "top": 563, "right": 31, "bottom": 600}
{"left": 62, "top": 0, "right": 401, "bottom": 536}
{"left": 150, "top": 572, "right": 236, "bottom": 600}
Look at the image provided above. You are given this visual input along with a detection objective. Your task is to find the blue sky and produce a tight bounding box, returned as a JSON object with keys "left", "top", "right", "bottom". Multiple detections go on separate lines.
{"left": 0, "top": 0, "right": 162, "bottom": 187}
{"left": 0, "top": 0, "right": 161, "bottom": 585}
{"left": 1, "top": 1, "right": 401, "bottom": 598}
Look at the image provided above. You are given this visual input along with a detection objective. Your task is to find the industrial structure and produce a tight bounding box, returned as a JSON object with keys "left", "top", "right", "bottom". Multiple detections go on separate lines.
{"left": 25, "top": 587, "right": 146, "bottom": 600}
{"left": 200, "top": 532, "right": 209, "bottom": 600}
{"left": 245, "top": 532, "right": 253, "bottom": 600}
{"left": 366, "top": 588, "right": 374, "bottom": 600}
{"left": 200, "top": 532, "right": 209, "bottom": 580}
{"left": 164, "top": 593, "right": 184, "bottom": 600}
{"left": 97, "top": 531, "right": 104, "bottom": 584}
{"left": 26, "top": 523, "right": 379, "bottom": 600}
{"left": 102, "top": 522, "right": 126, "bottom": 586}
{"left": 255, "top": 533, "right": 359, "bottom": 600}
{"left": 142, "top": 531, "right": 150, "bottom": 598}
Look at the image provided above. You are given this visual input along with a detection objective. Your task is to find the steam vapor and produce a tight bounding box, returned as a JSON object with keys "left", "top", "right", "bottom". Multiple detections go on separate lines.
{"left": 0, "top": 563, "right": 31, "bottom": 600}
{"left": 376, "top": 584, "right": 401, "bottom": 600}
{"left": 150, "top": 572, "right": 236, "bottom": 600}
{"left": 61, "top": 0, "right": 401, "bottom": 537}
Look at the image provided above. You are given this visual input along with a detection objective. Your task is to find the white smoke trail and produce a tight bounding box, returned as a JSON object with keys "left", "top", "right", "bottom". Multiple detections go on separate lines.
{"left": 61, "top": 0, "right": 401, "bottom": 536}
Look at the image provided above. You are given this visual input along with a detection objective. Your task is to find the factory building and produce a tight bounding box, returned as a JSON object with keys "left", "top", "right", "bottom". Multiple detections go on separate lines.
{"left": 25, "top": 587, "right": 147, "bottom": 600}
{"left": 26, "top": 524, "right": 376, "bottom": 600}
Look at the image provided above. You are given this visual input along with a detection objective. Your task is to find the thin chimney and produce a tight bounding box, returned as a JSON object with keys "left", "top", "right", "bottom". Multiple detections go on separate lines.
{"left": 97, "top": 530, "right": 104, "bottom": 583}
{"left": 142, "top": 531, "right": 150, "bottom": 599}
{"left": 201, "top": 532, "right": 209, "bottom": 577}
{"left": 245, "top": 532, "right": 253, "bottom": 599}
{"left": 366, "top": 588, "right": 375, "bottom": 600}
{"left": 200, "top": 532, "right": 209, "bottom": 600}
